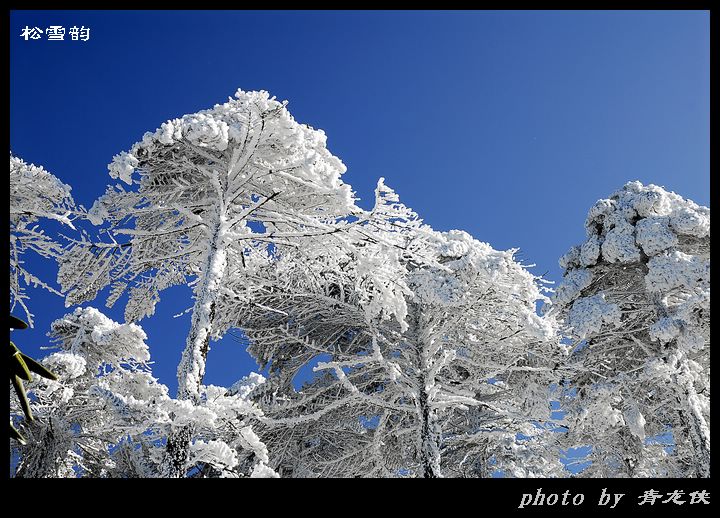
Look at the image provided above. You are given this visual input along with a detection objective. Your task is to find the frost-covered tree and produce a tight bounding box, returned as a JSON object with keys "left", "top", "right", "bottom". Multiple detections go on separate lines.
{"left": 237, "top": 183, "right": 560, "bottom": 477}
{"left": 547, "top": 181, "right": 710, "bottom": 477}
{"left": 60, "top": 89, "right": 357, "bottom": 401}
{"left": 10, "top": 154, "right": 84, "bottom": 325}
{"left": 57, "top": 89, "right": 364, "bottom": 475}
{"left": 10, "top": 307, "right": 277, "bottom": 478}
{"left": 231, "top": 180, "right": 426, "bottom": 477}
{"left": 405, "top": 229, "right": 560, "bottom": 478}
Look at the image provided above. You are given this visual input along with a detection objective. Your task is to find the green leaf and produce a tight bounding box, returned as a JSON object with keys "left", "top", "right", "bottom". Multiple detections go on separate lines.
{"left": 10, "top": 344, "right": 33, "bottom": 381}
{"left": 11, "top": 375, "right": 33, "bottom": 422}
{"left": 21, "top": 353, "right": 58, "bottom": 381}
{"left": 10, "top": 424, "right": 26, "bottom": 445}
{"left": 10, "top": 315, "right": 28, "bottom": 330}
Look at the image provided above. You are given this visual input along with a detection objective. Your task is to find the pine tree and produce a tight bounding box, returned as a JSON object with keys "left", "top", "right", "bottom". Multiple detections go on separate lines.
{"left": 548, "top": 182, "right": 709, "bottom": 477}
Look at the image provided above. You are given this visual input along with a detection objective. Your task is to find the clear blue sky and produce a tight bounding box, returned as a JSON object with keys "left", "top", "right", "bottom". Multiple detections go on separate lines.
{"left": 10, "top": 10, "right": 709, "bottom": 395}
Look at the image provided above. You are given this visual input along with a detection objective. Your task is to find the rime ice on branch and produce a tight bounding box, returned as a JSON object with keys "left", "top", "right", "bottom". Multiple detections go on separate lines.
{"left": 10, "top": 154, "right": 84, "bottom": 325}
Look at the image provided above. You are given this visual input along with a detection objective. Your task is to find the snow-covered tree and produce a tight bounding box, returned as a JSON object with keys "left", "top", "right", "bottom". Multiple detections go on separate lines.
{"left": 10, "top": 154, "right": 84, "bottom": 325}
{"left": 237, "top": 183, "right": 560, "bottom": 477}
{"left": 547, "top": 181, "right": 710, "bottom": 477}
{"left": 57, "top": 89, "right": 364, "bottom": 475}
{"left": 10, "top": 307, "right": 276, "bottom": 478}
{"left": 231, "top": 180, "right": 427, "bottom": 477}
{"left": 60, "top": 89, "right": 357, "bottom": 400}
{"left": 406, "top": 229, "right": 560, "bottom": 478}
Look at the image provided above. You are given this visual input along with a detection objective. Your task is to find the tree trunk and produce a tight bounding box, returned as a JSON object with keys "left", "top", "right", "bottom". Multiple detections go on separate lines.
{"left": 410, "top": 302, "right": 442, "bottom": 478}
{"left": 678, "top": 371, "right": 710, "bottom": 478}
{"left": 160, "top": 425, "right": 194, "bottom": 478}
{"left": 619, "top": 426, "right": 642, "bottom": 477}
{"left": 177, "top": 216, "right": 228, "bottom": 401}
{"left": 418, "top": 387, "right": 442, "bottom": 478}
{"left": 162, "top": 215, "right": 227, "bottom": 477}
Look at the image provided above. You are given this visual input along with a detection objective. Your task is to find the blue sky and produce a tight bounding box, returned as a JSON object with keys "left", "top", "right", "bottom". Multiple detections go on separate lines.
{"left": 10, "top": 10, "right": 709, "bottom": 395}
